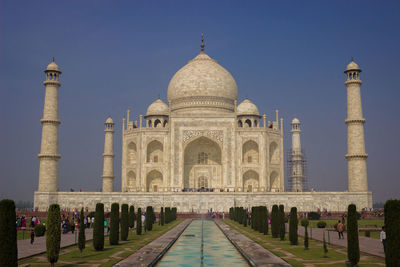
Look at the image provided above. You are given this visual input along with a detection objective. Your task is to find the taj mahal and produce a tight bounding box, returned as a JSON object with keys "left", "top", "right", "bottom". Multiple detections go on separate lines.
{"left": 34, "top": 38, "right": 372, "bottom": 212}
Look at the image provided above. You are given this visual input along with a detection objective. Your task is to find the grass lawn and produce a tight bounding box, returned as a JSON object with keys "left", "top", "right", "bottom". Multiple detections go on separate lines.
{"left": 224, "top": 219, "right": 385, "bottom": 267}
{"left": 359, "top": 231, "right": 380, "bottom": 239}
{"left": 19, "top": 219, "right": 183, "bottom": 267}
{"left": 307, "top": 219, "right": 384, "bottom": 229}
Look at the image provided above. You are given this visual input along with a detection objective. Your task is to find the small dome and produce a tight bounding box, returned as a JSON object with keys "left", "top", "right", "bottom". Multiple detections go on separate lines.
{"left": 345, "top": 60, "right": 361, "bottom": 73}
{"left": 105, "top": 117, "right": 114, "bottom": 124}
{"left": 237, "top": 99, "right": 259, "bottom": 116}
{"left": 46, "top": 61, "right": 61, "bottom": 72}
{"left": 146, "top": 99, "right": 169, "bottom": 116}
{"left": 291, "top": 117, "right": 300, "bottom": 124}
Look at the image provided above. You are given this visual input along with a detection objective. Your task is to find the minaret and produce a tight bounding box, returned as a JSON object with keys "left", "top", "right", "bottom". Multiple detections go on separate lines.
{"left": 344, "top": 59, "right": 368, "bottom": 192}
{"left": 38, "top": 60, "right": 62, "bottom": 192}
{"left": 290, "top": 117, "right": 304, "bottom": 192}
{"left": 102, "top": 117, "right": 115, "bottom": 192}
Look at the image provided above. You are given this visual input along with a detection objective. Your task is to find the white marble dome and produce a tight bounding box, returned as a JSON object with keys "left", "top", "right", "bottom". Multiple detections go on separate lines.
{"left": 291, "top": 117, "right": 300, "bottom": 124}
{"left": 46, "top": 61, "right": 61, "bottom": 72}
{"left": 105, "top": 117, "right": 114, "bottom": 124}
{"left": 237, "top": 99, "right": 259, "bottom": 116}
{"left": 167, "top": 51, "right": 238, "bottom": 113}
{"left": 146, "top": 99, "right": 169, "bottom": 116}
{"left": 345, "top": 61, "right": 361, "bottom": 72}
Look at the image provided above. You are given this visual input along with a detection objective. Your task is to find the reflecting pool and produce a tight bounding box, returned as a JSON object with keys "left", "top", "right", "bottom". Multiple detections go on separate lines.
{"left": 156, "top": 220, "right": 249, "bottom": 267}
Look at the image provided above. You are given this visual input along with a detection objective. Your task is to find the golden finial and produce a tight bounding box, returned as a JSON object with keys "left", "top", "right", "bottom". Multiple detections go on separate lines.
{"left": 351, "top": 56, "right": 354, "bottom": 62}
{"left": 158, "top": 93, "right": 160, "bottom": 99}
{"left": 52, "top": 56, "right": 55, "bottom": 62}
{"left": 201, "top": 33, "right": 205, "bottom": 52}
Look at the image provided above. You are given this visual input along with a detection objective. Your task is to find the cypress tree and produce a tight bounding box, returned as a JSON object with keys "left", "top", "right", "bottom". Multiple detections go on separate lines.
{"left": 0, "top": 199, "right": 17, "bottom": 267}
{"left": 250, "top": 207, "right": 254, "bottom": 229}
{"left": 347, "top": 204, "right": 360, "bottom": 266}
{"left": 109, "top": 203, "right": 119, "bottom": 245}
{"left": 128, "top": 205, "right": 135, "bottom": 229}
{"left": 304, "top": 226, "right": 309, "bottom": 250}
{"left": 384, "top": 199, "right": 400, "bottom": 267}
{"left": 279, "top": 205, "right": 285, "bottom": 240}
{"left": 289, "top": 207, "right": 298, "bottom": 245}
{"left": 136, "top": 208, "right": 142, "bottom": 235}
{"left": 243, "top": 209, "right": 247, "bottom": 227}
{"left": 78, "top": 207, "right": 86, "bottom": 255}
{"left": 160, "top": 207, "right": 164, "bottom": 226}
{"left": 120, "top": 204, "right": 129, "bottom": 241}
{"left": 93, "top": 203, "right": 104, "bottom": 251}
{"left": 146, "top": 206, "right": 153, "bottom": 231}
{"left": 264, "top": 207, "right": 269, "bottom": 235}
{"left": 47, "top": 204, "right": 61, "bottom": 267}
{"left": 271, "top": 205, "right": 279, "bottom": 238}
{"left": 259, "top": 207, "right": 264, "bottom": 233}
{"left": 165, "top": 207, "right": 170, "bottom": 223}
{"left": 323, "top": 231, "right": 328, "bottom": 257}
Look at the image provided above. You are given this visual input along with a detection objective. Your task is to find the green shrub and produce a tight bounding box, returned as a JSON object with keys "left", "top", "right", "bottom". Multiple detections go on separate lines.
{"left": 264, "top": 207, "right": 269, "bottom": 235}
{"left": 34, "top": 224, "right": 46, "bottom": 237}
{"left": 364, "top": 230, "right": 370, "bottom": 237}
{"left": 93, "top": 203, "right": 104, "bottom": 251}
{"left": 301, "top": 218, "right": 309, "bottom": 227}
{"left": 243, "top": 209, "right": 247, "bottom": 227}
{"left": 347, "top": 204, "right": 360, "bottom": 266}
{"left": 120, "top": 204, "right": 129, "bottom": 241}
{"left": 289, "top": 207, "right": 298, "bottom": 245}
{"left": 128, "top": 205, "right": 135, "bottom": 229}
{"left": 0, "top": 199, "right": 17, "bottom": 267}
{"left": 78, "top": 207, "right": 85, "bottom": 255}
{"left": 47, "top": 204, "right": 61, "bottom": 267}
{"left": 304, "top": 226, "right": 309, "bottom": 250}
{"left": 271, "top": 205, "right": 279, "bottom": 238}
{"left": 307, "top": 211, "right": 321, "bottom": 220}
{"left": 109, "top": 203, "right": 119, "bottom": 245}
{"left": 384, "top": 199, "right": 400, "bottom": 267}
{"left": 317, "top": 221, "right": 327, "bottom": 228}
{"left": 136, "top": 208, "right": 142, "bottom": 235}
{"left": 279, "top": 205, "right": 285, "bottom": 241}
{"left": 323, "top": 232, "right": 328, "bottom": 257}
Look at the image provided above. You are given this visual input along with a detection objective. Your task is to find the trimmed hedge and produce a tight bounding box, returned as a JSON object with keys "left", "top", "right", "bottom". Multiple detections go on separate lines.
{"left": 0, "top": 199, "right": 18, "bottom": 267}
{"left": 347, "top": 204, "right": 360, "bottom": 266}
{"left": 93, "top": 203, "right": 104, "bottom": 251}
{"left": 271, "top": 205, "right": 279, "bottom": 238}
{"left": 160, "top": 207, "right": 164, "bottom": 226}
{"left": 34, "top": 224, "right": 46, "bottom": 237}
{"left": 129, "top": 205, "right": 135, "bottom": 229}
{"left": 47, "top": 204, "right": 61, "bottom": 267}
{"left": 78, "top": 207, "right": 86, "bottom": 254}
{"left": 384, "top": 199, "right": 400, "bottom": 267}
{"left": 307, "top": 211, "right": 321, "bottom": 220}
{"left": 136, "top": 208, "right": 142, "bottom": 235}
{"left": 279, "top": 205, "right": 285, "bottom": 240}
{"left": 317, "top": 221, "right": 327, "bottom": 228}
{"left": 109, "top": 203, "right": 119, "bottom": 245}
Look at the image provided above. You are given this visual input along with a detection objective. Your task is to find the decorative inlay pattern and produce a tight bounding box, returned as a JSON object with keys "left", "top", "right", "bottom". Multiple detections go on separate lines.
{"left": 183, "top": 130, "right": 223, "bottom": 144}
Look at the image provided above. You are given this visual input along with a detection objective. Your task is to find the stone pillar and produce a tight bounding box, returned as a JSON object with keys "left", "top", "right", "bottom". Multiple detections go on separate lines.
{"left": 344, "top": 60, "right": 368, "bottom": 192}
{"left": 38, "top": 60, "right": 62, "bottom": 192}
{"left": 102, "top": 117, "right": 115, "bottom": 192}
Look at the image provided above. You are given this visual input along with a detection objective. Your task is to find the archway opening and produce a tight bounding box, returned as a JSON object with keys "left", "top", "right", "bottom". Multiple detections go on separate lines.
{"left": 147, "top": 140, "right": 163, "bottom": 163}
{"left": 243, "top": 170, "right": 259, "bottom": 192}
{"left": 146, "top": 170, "right": 163, "bottom": 192}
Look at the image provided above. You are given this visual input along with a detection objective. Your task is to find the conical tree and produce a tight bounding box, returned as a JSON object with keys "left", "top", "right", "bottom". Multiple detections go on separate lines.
{"left": 160, "top": 207, "right": 165, "bottom": 226}
{"left": 271, "top": 205, "right": 279, "bottom": 238}
{"left": 347, "top": 204, "right": 360, "bottom": 266}
{"left": 136, "top": 208, "right": 142, "bottom": 235}
{"left": 279, "top": 205, "right": 285, "bottom": 240}
{"left": 304, "top": 226, "right": 309, "bottom": 250}
{"left": 93, "top": 203, "right": 104, "bottom": 251}
{"left": 384, "top": 199, "right": 400, "bottom": 267}
{"left": 120, "top": 204, "right": 129, "bottom": 241}
{"left": 243, "top": 209, "right": 247, "bottom": 227}
{"left": 78, "top": 207, "right": 86, "bottom": 255}
{"left": 289, "top": 207, "right": 298, "bottom": 245}
{"left": 128, "top": 205, "right": 135, "bottom": 229}
{"left": 0, "top": 199, "right": 17, "bottom": 267}
{"left": 47, "top": 204, "right": 61, "bottom": 267}
{"left": 109, "top": 203, "right": 119, "bottom": 245}
{"left": 264, "top": 207, "right": 269, "bottom": 235}
{"left": 323, "top": 231, "right": 328, "bottom": 257}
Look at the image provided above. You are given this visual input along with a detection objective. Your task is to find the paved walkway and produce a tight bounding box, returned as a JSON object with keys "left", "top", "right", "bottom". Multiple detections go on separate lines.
{"left": 18, "top": 229, "right": 95, "bottom": 260}
{"left": 298, "top": 226, "right": 385, "bottom": 258}
{"left": 115, "top": 219, "right": 192, "bottom": 267}
{"left": 216, "top": 220, "right": 292, "bottom": 267}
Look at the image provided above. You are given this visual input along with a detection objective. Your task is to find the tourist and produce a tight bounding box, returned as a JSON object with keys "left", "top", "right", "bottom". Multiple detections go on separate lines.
{"left": 30, "top": 229, "right": 35, "bottom": 244}
{"left": 337, "top": 220, "right": 344, "bottom": 239}
{"left": 380, "top": 226, "right": 386, "bottom": 253}
{"left": 91, "top": 216, "right": 95, "bottom": 228}
{"left": 84, "top": 216, "right": 87, "bottom": 228}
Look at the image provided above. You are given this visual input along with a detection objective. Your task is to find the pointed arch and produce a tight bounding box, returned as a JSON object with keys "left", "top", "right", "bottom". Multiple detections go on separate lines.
{"left": 242, "top": 140, "right": 259, "bottom": 164}
{"left": 270, "top": 171, "right": 279, "bottom": 191}
{"left": 243, "top": 170, "right": 259, "bottom": 192}
{"left": 147, "top": 140, "right": 163, "bottom": 163}
{"left": 146, "top": 170, "right": 163, "bottom": 192}
{"left": 269, "top": 142, "right": 279, "bottom": 164}
{"left": 127, "top": 171, "right": 136, "bottom": 189}
{"left": 127, "top": 142, "right": 137, "bottom": 165}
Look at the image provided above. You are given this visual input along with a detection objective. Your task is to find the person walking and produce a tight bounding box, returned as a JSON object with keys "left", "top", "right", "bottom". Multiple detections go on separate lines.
{"left": 30, "top": 229, "right": 35, "bottom": 244}
{"left": 380, "top": 226, "right": 386, "bottom": 253}
{"left": 337, "top": 220, "right": 344, "bottom": 239}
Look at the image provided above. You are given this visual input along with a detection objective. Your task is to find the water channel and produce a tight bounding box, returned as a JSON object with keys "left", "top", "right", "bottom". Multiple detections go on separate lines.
{"left": 156, "top": 220, "right": 249, "bottom": 267}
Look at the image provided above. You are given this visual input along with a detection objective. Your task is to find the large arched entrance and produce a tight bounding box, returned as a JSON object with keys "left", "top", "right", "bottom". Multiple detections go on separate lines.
{"left": 183, "top": 136, "right": 222, "bottom": 190}
{"left": 146, "top": 170, "right": 163, "bottom": 192}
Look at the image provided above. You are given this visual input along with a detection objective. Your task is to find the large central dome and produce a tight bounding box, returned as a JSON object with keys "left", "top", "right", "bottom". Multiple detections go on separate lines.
{"left": 167, "top": 51, "right": 238, "bottom": 113}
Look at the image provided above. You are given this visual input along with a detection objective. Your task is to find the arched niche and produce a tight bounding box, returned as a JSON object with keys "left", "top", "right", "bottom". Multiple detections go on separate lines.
{"left": 183, "top": 136, "right": 222, "bottom": 189}
{"left": 127, "top": 142, "right": 137, "bottom": 165}
{"left": 127, "top": 171, "right": 136, "bottom": 189}
{"left": 242, "top": 140, "right": 259, "bottom": 164}
{"left": 243, "top": 170, "right": 259, "bottom": 192}
{"left": 146, "top": 170, "right": 163, "bottom": 192}
{"left": 154, "top": 119, "right": 162, "bottom": 128}
{"left": 269, "top": 142, "right": 279, "bottom": 164}
{"left": 270, "top": 171, "right": 280, "bottom": 191}
{"left": 147, "top": 140, "right": 163, "bottom": 163}
{"left": 245, "top": 119, "right": 252, "bottom": 128}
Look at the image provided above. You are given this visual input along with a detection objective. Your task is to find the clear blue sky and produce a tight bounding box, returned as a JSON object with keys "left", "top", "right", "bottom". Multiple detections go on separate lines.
{"left": 1, "top": 1, "right": 399, "bottom": 204}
